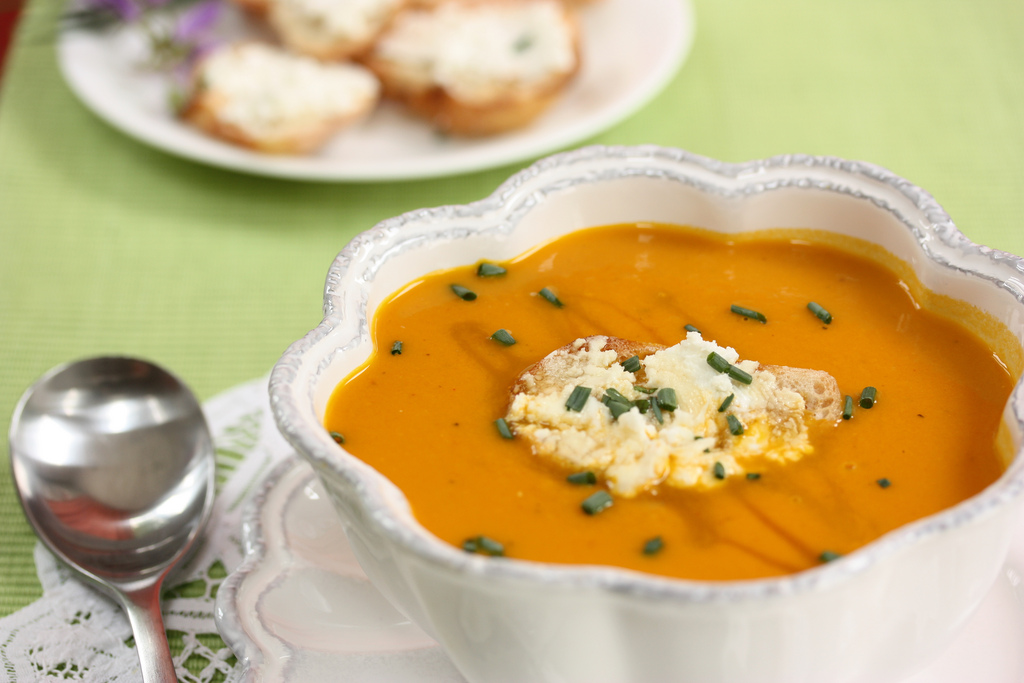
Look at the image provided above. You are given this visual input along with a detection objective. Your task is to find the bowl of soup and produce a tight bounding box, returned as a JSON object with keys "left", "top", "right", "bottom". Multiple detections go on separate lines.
{"left": 269, "top": 145, "right": 1024, "bottom": 683}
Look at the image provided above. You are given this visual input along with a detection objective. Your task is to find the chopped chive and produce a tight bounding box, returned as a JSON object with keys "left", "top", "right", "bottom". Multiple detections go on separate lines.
{"left": 607, "top": 399, "right": 633, "bottom": 419}
{"left": 328, "top": 430, "right": 345, "bottom": 445}
{"left": 642, "top": 536, "right": 664, "bottom": 556}
{"left": 707, "top": 351, "right": 753, "bottom": 385}
{"left": 726, "top": 364, "right": 753, "bottom": 385}
{"left": 650, "top": 396, "right": 664, "bottom": 424}
{"left": 476, "top": 262, "right": 507, "bottom": 277}
{"left": 634, "top": 399, "right": 650, "bottom": 413}
{"left": 620, "top": 355, "right": 642, "bottom": 373}
{"left": 567, "top": 471, "right": 597, "bottom": 485}
{"left": 713, "top": 461, "right": 727, "bottom": 479}
{"left": 842, "top": 395, "right": 854, "bottom": 420}
{"left": 451, "top": 284, "right": 477, "bottom": 301}
{"left": 707, "top": 351, "right": 731, "bottom": 373}
{"left": 684, "top": 324, "right": 701, "bottom": 333}
{"left": 565, "top": 386, "right": 592, "bottom": 412}
{"left": 494, "top": 418, "right": 513, "bottom": 439}
{"left": 819, "top": 550, "right": 842, "bottom": 563}
{"left": 877, "top": 477, "right": 891, "bottom": 489}
{"left": 390, "top": 340, "right": 403, "bottom": 355}
{"left": 538, "top": 287, "right": 564, "bottom": 307}
{"left": 581, "top": 490, "right": 614, "bottom": 515}
{"left": 727, "top": 414, "right": 744, "bottom": 436}
{"left": 604, "top": 388, "right": 631, "bottom": 404}
{"left": 694, "top": 435, "right": 704, "bottom": 440}
{"left": 730, "top": 304, "right": 767, "bottom": 323}
{"left": 859, "top": 386, "right": 877, "bottom": 409}
{"left": 718, "top": 393, "right": 735, "bottom": 412}
{"left": 463, "top": 535, "right": 505, "bottom": 556}
{"left": 656, "top": 388, "right": 678, "bottom": 411}
{"left": 746, "top": 472, "right": 761, "bottom": 481}
{"left": 807, "top": 301, "right": 832, "bottom": 324}
{"left": 634, "top": 385, "right": 657, "bottom": 394}
{"left": 490, "top": 329, "right": 516, "bottom": 345}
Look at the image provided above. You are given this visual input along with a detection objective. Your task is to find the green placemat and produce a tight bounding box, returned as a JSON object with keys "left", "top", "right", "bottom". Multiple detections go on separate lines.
{"left": 2, "top": 0, "right": 1023, "bottom": 625}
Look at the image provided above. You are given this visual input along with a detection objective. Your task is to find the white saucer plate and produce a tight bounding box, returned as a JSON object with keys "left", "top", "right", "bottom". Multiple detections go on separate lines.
{"left": 216, "top": 455, "right": 1024, "bottom": 683}
{"left": 57, "top": 0, "right": 693, "bottom": 182}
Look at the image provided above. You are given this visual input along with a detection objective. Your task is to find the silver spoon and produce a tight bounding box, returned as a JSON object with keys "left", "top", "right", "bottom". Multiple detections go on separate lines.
{"left": 9, "top": 357, "right": 215, "bottom": 682}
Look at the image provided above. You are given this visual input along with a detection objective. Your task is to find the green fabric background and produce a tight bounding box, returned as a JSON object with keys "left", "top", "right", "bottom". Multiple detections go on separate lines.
{"left": 1, "top": 0, "right": 1023, "bottom": 630}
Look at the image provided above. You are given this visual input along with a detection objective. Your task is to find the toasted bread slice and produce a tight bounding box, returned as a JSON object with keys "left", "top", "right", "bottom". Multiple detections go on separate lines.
{"left": 180, "top": 42, "right": 380, "bottom": 154}
{"left": 363, "top": 0, "right": 580, "bottom": 136}
{"left": 267, "top": 0, "right": 407, "bottom": 61}
{"left": 506, "top": 335, "right": 843, "bottom": 495}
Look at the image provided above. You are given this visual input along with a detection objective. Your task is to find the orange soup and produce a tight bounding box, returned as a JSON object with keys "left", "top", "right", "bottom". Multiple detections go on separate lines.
{"left": 324, "top": 223, "right": 1014, "bottom": 580}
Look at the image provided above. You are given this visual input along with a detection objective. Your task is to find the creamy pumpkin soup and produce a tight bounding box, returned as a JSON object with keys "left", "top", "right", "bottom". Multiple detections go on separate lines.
{"left": 324, "top": 223, "right": 1015, "bottom": 580}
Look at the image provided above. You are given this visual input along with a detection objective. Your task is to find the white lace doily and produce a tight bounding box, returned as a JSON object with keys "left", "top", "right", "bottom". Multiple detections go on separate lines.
{"left": 0, "top": 377, "right": 289, "bottom": 683}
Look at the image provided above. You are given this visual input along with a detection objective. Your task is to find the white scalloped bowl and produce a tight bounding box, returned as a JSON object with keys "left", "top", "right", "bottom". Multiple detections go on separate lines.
{"left": 270, "top": 145, "right": 1024, "bottom": 683}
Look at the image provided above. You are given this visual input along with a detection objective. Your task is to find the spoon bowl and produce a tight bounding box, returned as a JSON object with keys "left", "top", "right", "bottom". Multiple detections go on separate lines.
{"left": 9, "top": 357, "right": 215, "bottom": 682}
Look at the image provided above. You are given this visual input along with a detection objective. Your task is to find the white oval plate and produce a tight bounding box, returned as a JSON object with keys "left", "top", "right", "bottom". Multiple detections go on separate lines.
{"left": 57, "top": 0, "right": 693, "bottom": 182}
{"left": 217, "top": 454, "right": 1024, "bottom": 683}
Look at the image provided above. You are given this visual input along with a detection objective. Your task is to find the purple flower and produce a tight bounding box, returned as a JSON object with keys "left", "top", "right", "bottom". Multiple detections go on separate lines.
{"left": 174, "top": 0, "right": 221, "bottom": 43}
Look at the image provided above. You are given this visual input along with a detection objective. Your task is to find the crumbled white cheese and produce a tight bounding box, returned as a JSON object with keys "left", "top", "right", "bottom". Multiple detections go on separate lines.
{"left": 374, "top": 1, "right": 577, "bottom": 105}
{"left": 198, "top": 43, "right": 379, "bottom": 139}
{"left": 273, "top": 0, "right": 404, "bottom": 44}
{"left": 507, "top": 333, "right": 813, "bottom": 496}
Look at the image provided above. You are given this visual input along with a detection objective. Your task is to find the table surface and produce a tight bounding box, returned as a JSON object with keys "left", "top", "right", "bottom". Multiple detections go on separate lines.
{"left": 1, "top": 0, "right": 1023, "bottom": 653}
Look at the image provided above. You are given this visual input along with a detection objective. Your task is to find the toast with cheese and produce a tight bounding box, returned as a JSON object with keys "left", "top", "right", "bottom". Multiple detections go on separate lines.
{"left": 267, "top": 0, "right": 407, "bottom": 61}
{"left": 362, "top": 0, "right": 580, "bottom": 135}
{"left": 180, "top": 42, "right": 380, "bottom": 154}
{"left": 506, "top": 334, "right": 843, "bottom": 495}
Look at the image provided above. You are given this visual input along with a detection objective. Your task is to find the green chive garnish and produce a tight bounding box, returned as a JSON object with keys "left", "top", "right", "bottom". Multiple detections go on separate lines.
{"left": 495, "top": 418, "right": 513, "bottom": 439}
{"left": 463, "top": 535, "right": 505, "bottom": 556}
{"left": 684, "top": 324, "right": 701, "bottom": 333}
{"left": 538, "top": 287, "right": 564, "bottom": 307}
{"left": 727, "top": 414, "right": 744, "bottom": 435}
{"left": 477, "top": 262, "right": 507, "bottom": 277}
{"left": 391, "top": 340, "right": 403, "bottom": 355}
{"left": 713, "top": 461, "right": 727, "bottom": 479}
{"left": 707, "top": 351, "right": 731, "bottom": 373}
{"left": 730, "top": 304, "right": 767, "bottom": 323}
{"left": 567, "top": 471, "right": 597, "bottom": 485}
{"left": 877, "top": 477, "right": 891, "bottom": 489}
{"left": 328, "top": 431, "right": 345, "bottom": 444}
{"left": 859, "top": 386, "right": 877, "bottom": 409}
{"left": 634, "top": 386, "right": 657, "bottom": 394}
{"left": 819, "top": 550, "right": 842, "bottom": 563}
{"left": 656, "top": 388, "right": 678, "bottom": 411}
{"left": 746, "top": 472, "right": 761, "bottom": 481}
{"left": 581, "top": 490, "right": 614, "bottom": 515}
{"left": 807, "top": 301, "right": 832, "bottom": 324}
{"left": 842, "top": 395, "right": 854, "bottom": 420}
{"left": 490, "top": 329, "right": 516, "bottom": 345}
{"left": 642, "top": 536, "right": 664, "bottom": 556}
{"left": 604, "top": 388, "right": 630, "bottom": 404}
{"left": 634, "top": 399, "right": 650, "bottom": 413}
{"left": 606, "top": 399, "right": 633, "bottom": 419}
{"left": 620, "top": 355, "right": 642, "bottom": 373}
{"left": 451, "top": 284, "right": 477, "bottom": 301}
{"left": 650, "top": 396, "right": 664, "bottom": 424}
{"left": 566, "top": 386, "right": 591, "bottom": 412}
{"left": 718, "top": 393, "right": 735, "bottom": 412}
{"left": 727, "top": 365, "right": 753, "bottom": 385}
{"left": 707, "top": 352, "right": 754, "bottom": 385}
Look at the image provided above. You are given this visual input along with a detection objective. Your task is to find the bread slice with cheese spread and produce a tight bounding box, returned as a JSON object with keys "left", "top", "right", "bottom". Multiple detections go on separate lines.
{"left": 180, "top": 42, "right": 380, "bottom": 154}
{"left": 506, "top": 334, "right": 842, "bottom": 495}
{"left": 362, "top": 0, "right": 581, "bottom": 136}
{"left": 267, "top": 0, "right": 408, "bottom": 61}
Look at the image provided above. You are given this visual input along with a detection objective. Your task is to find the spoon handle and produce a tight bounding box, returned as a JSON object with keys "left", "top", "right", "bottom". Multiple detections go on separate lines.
{"left": 121, "top": 582, "right": 178, "bottom": 683}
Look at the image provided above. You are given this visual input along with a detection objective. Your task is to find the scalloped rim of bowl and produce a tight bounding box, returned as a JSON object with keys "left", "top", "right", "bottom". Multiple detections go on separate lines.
{"left": 269, "top": 144, "right": 1024, "bottom": 604}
